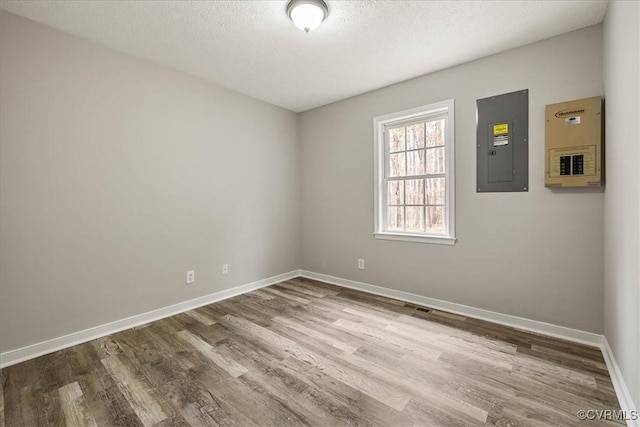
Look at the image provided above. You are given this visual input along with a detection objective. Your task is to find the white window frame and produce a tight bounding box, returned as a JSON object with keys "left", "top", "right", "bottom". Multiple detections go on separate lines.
{"left": 373, "top": 99, "right": 456, "bottom": 245}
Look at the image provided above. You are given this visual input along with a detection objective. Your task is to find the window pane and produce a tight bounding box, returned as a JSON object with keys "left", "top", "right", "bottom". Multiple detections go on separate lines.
{"left": 426, "top": 147, "right": 445, "bottom": 174}
{"left": 387, "top": 207, "right": 404, "bottom": 231}
{"left": 426, "top": 119, "right": 445, "bottom": 147}
{"left": 407, "top": 123, "right": 425, "bottom": 150}
{"left": 426, "top": 206, "right": 445, "bottom": 233}
{"left": 387, "top": 181, "right": 404, "bottom": 205}
{"left": 425, "top": 177, "right": 445, "bottom": 205}
{"left": 389, "top": 127, "right": 405, "bottom": 152}
{"left": 405, "top": 206, "right": 425, "bottom": 232}
{"left": 406, "top": 150, "right": 425, "bottom": 176}
{"left": 405, "top": 179, "right": 424, "bottom": 205}
{"left": 389, "top": 152, "right": 406, "bottom": 177}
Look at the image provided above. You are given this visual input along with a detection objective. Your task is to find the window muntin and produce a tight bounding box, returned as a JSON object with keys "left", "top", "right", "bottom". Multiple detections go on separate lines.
{"left": 385, "top": 116, "right": 447, "bottom": 234}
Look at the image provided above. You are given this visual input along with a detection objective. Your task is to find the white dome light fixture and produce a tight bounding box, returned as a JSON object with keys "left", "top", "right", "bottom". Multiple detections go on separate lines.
{"left": 287, "top": 0, "right": 329, "bottom": 33}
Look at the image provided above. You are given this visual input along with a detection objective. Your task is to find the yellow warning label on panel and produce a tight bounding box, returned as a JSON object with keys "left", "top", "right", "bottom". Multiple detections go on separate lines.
{"left": 493, "top": 123, "right": 509, "bottom": 135}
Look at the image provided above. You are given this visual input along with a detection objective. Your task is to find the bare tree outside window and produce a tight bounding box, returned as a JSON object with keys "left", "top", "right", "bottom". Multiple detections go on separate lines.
{"left": 374, "top": 99, "right": 455, "bottom": 244}
{"left": 385, "top": 118, "right": 446, "bottom": 233}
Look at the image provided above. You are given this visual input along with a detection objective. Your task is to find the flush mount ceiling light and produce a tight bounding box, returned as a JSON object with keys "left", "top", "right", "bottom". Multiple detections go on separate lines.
{"left": 287, "top": 0, "right": 329, "bottom": 33}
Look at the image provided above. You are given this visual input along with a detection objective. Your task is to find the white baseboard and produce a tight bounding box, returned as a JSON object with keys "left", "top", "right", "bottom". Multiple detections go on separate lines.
{"left": 601, "top": 338, "right": 640, "bottom": 427}
{"left": 0, "top": 270, "right": 300, "bottom": 368}
{"left": 299, "top": 270, "right": 604, "bottom": 348}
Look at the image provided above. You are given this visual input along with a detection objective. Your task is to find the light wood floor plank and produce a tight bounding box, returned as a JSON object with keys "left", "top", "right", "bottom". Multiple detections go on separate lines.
{"left": 272, "top": 315, "right": 359, "bottom": 354}
{"left": 278, "top": 280, "right": 327, "bottom": 298}
{"left": 101, "top": 355, "right": 168, "bottom": 426}
{"left": 58, "top": 382, "right": 97, "bottom": 427}
{"left": 184, "top": 309, "right": 217, "bottom": 326}
{"left": 176, "top": 330, "right": 248, "bottom": 378}
{"left": 261, "top": 287, "right": 311, "bottom": 305}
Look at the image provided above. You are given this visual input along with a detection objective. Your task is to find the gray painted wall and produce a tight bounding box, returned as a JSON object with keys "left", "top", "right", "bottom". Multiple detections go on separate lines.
{"left": 300, "top": 25, "right": 605, "bottom": 333}
{"left": 0, "top": 11, "right": 300, "bottom": 353}
{"left": 603, "top": 0, "right": 640, "bottom": 410}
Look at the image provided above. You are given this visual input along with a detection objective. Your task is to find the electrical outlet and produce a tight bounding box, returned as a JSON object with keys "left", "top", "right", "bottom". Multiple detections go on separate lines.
{"left": 222, "top": 264, "right": 229, "bottom": 275}
{"left": 358, "top": 258, "right": 365, "bottom": 270}
{"left": 186, "top": 270, "right": 195, "bottom": 284}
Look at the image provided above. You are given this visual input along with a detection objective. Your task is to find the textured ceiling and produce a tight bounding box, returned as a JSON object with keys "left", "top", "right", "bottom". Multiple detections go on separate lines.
{"left": 0, "top": 1, "right": 608, "bottom": 112}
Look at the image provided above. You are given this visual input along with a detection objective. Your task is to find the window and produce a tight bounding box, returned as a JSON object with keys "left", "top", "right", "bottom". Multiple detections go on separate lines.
{"left": 374, "top": 99, "right": 455, "bottom": 244}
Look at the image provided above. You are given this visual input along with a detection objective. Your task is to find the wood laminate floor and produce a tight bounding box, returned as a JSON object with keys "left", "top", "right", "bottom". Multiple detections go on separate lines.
{"left": 1, "top": 278, "right": 623, "bottom": 426}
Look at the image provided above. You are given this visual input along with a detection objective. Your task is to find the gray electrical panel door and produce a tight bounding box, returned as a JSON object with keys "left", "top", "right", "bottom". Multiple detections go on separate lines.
{"left": 476, "top": 89, "right": 528, "bottom": 192}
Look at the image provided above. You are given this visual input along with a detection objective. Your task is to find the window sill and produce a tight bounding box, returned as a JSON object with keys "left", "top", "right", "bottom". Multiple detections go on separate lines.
{"left": 373, "top": 232, "right": 456, "bottom": 245}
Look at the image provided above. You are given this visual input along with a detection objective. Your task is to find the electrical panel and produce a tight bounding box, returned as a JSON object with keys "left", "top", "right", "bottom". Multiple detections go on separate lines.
{"left": 476, "top": 89, "right": 529, "bottom": 192}
{"left": 545, "top": 96, "right": 602, "bottom": 188}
